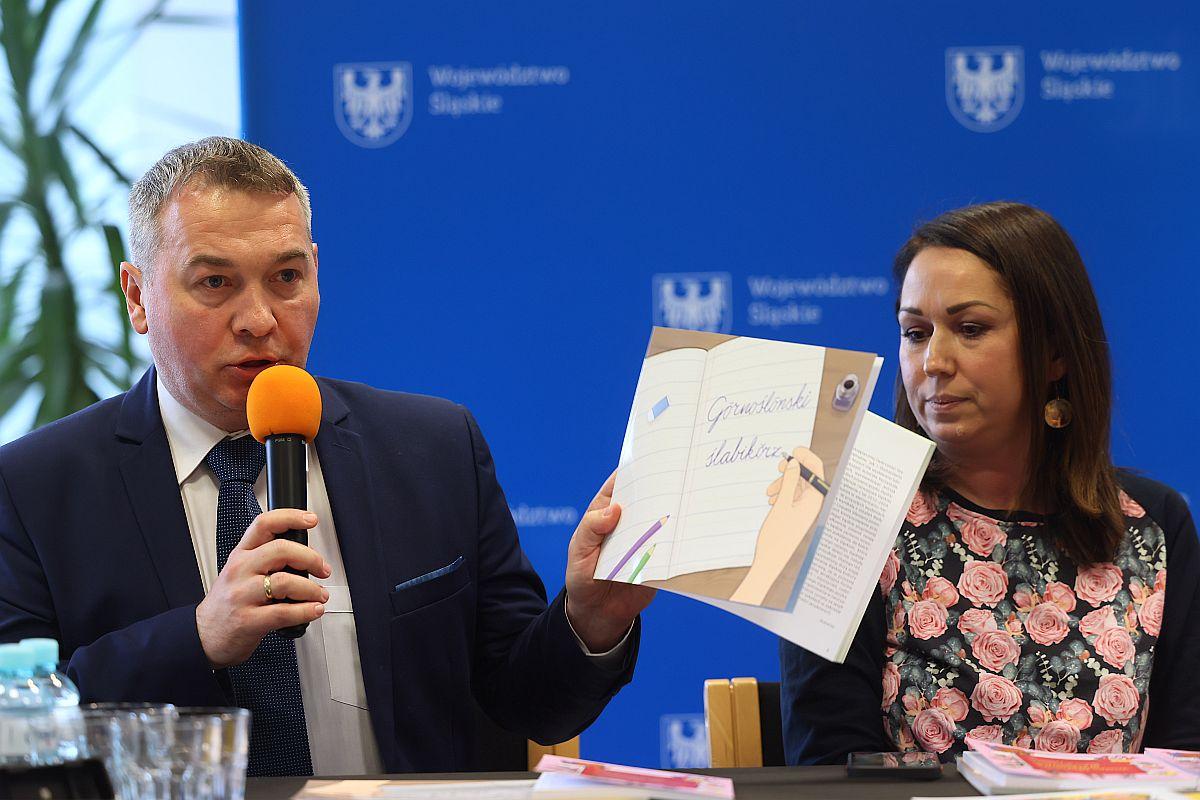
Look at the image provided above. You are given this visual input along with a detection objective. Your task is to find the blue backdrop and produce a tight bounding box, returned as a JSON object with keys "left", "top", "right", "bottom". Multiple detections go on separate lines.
{"left": 239, "top": 1, "right": 1199, "bottom": 767}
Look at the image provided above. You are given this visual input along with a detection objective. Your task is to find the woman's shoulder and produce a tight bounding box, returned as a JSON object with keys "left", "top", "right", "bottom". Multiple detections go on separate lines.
{"left": 1116, "top": 469, "right": 1196, "bottom": 549}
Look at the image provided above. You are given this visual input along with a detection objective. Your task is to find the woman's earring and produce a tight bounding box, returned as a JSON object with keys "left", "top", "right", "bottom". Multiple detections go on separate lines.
{"left": 1044, "top": 392, "right": 1073, "bottom": 429}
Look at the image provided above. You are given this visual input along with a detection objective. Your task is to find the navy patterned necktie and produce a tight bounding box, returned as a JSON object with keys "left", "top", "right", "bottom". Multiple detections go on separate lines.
{"left": 206, "top": 435, "right": 314, "bottom": 777}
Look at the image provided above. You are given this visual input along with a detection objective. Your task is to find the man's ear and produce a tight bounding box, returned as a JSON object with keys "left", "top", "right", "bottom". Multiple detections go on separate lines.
{"left": 120, "top": 261, "right": 149, "bottom": 335}
{"left": 312, "top": 242, "right": 319, "bottom": 277}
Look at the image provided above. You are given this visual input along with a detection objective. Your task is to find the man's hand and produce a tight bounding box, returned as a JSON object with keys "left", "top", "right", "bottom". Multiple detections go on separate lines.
{"left": 196, "top": 509, "right": 332, "bottom": 668}
{"left": 564, "top": 472, "right": 656, "bottom": 653}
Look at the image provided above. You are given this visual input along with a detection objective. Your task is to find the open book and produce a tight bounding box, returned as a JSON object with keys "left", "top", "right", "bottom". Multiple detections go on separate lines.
{"left": 595, "top": 327, "right": 934, "bottom": 661}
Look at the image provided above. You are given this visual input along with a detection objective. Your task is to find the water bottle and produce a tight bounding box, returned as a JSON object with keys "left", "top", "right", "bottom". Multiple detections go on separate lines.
{"left": 0, "top": 641, "right": 44, "bottom": 767}
{"left": 21, "top": 638, "right": 84, "bottom": 764}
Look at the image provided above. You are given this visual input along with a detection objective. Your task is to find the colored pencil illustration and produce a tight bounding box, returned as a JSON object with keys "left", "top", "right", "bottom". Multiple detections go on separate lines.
{"left": 605, "top": 516, "right": 669, "bottom": 581}
{"left": 628, "top": 544, "right": 657, "bottom": 584}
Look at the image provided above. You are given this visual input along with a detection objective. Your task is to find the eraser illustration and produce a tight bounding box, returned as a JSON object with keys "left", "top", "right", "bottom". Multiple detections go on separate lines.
{"left": 648, "top": 396, "right": 670, "bottom": 422}
{"left": 832, "top": 374, "right": 859, "bottom": 411}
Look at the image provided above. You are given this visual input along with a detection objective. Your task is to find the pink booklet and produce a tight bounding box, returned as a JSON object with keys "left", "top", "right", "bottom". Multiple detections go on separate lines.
{"left": 962, "top": 740, "right": 1196, "bottom": 793}
{"left": 534, "top": 755, "right": 734, "bottom": 799}
{"left": 1145, "top": 748, "right": 1200, "bottom": 777}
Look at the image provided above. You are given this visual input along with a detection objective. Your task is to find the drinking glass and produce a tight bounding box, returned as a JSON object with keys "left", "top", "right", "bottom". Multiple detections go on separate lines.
{"left": 81, "top": 703, "right": 250, "bottom": 799}
{"left": 81, "top": 703, "right": 176, "bottom": 800}
{"left": 174, "top": 707, "right": 250, "bottom": 800}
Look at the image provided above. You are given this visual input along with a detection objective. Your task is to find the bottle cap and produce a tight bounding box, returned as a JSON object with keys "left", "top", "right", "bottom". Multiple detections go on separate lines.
{"left": 19, "top": 638, "right": 59, "bottom": 670}
{"left": 0, "top": 642, "right": 29, "bottom": 672}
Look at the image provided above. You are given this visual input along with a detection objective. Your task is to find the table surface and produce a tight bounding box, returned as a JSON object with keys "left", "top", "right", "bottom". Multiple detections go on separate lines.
{"left": 247, "top": 764, "right": 980, "bottom": 799}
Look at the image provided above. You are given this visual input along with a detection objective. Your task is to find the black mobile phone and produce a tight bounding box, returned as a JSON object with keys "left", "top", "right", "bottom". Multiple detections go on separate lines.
{"left": 846, "top": 751, "right": 943, "bottom": 780}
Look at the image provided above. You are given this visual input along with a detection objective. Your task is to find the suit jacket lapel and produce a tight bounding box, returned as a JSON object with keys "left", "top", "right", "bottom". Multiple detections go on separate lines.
{"left": 115, "top": 368, "right": 205, "bottom": 609}
{"left": 314, "top": 382, "right": 398, "bottom": 770}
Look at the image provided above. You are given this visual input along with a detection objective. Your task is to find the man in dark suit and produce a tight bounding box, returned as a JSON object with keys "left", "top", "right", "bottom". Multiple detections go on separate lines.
{"left": 0, "top": 137, "right": 652, "bottom": 775}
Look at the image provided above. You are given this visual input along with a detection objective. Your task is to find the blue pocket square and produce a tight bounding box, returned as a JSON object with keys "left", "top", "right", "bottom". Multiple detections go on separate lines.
{"left": 393, "top": 556, "right": 464, "bottom": 592}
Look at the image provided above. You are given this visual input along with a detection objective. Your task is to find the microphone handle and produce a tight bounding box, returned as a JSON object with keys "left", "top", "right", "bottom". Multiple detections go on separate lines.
{"left": 265, "top": 434, "right": 310, "bottom": 639}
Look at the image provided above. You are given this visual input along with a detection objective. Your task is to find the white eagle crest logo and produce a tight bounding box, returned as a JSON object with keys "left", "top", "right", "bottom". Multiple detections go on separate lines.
{"left": 334, "top": 62, "right": 413, "bottom": 147}
{"left": 652, "top": 272, "right": 732, "bottom": 333}
{"left": 659, "top": 714, "right": 709, "bottom": 769}
{"left": 945, "top": 47, "right": 1024, "bottom": 133}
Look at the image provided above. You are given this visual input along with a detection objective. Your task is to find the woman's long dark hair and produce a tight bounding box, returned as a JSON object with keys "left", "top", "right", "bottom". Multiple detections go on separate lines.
{"left": 893, "top": 202, "right": 1123, "bottom": 564}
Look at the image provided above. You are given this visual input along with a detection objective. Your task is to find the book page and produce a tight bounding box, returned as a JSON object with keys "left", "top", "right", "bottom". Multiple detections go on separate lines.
{"left": 793, "top": 415, "right": 927, "bottom": 637}
{"left": 752, "top": 355, "right": 883, "bottom": 609}
{"left": 295, "top": 779, "right": 537, "bottom": 799}
{"left": 679, "top": 413, "right": 934, "bottom": 662}
{"left": 596, "top": 348, "right": 707, "bottom": 583}
{"left": 666, "top": 337, "right": 825, "bottom": 578}
{"left": 598, "top": 328, "right": 879, "bottom": 606}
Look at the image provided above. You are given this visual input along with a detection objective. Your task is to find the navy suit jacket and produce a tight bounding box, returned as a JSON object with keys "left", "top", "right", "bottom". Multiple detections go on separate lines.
{"left": 0, "top": 368, "right": 637, "bottom": 772}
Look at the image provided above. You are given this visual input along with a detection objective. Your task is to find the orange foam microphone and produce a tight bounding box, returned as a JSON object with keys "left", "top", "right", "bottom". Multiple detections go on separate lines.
{"left": 247, "top": 365, "right": 322, "bottom": 639}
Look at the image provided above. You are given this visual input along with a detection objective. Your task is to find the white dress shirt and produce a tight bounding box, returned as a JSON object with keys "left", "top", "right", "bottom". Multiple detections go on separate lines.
{"left": 157, "top": 376, "right": 382, "bottom": 775}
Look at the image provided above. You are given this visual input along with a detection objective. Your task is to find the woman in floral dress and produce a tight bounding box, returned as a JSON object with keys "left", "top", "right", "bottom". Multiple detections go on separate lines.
{"left": 780, "top": 202, "right": 1199, "bottom": 763}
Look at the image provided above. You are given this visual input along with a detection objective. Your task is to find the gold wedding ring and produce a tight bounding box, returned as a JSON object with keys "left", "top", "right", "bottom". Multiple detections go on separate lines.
{"left": 263, "top": 574, "right": 274, "bottom": 601}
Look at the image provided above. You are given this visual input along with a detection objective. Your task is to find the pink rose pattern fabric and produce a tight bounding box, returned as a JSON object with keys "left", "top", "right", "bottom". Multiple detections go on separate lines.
{"left": 881, "top": 489, "right": 1165, "bottom": 761}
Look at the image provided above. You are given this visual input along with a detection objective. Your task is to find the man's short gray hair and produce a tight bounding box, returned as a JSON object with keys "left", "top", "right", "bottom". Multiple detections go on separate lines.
{"left": 128, "top": 136, "right": 312, "bottom": 269}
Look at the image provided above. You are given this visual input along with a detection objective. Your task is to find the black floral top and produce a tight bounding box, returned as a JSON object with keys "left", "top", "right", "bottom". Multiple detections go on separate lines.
{"left": 780, "top": 472, "right": 1200, "bottom": 766}
{"left": 880, "top": 487, "right": 1163, "bottom": 759}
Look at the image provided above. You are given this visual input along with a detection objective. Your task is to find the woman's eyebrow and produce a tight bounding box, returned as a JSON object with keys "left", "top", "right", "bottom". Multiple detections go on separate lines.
{"left": 945, "top": 300, "right": 1001, "bottom": 314}
{"left": 898, "top": 300, "right": 1000, "bottom": 316}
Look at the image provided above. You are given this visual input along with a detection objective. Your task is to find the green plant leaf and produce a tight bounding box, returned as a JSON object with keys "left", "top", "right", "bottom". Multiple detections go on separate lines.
{"left": 70, "top": 360, "right": 98, "bottom": 409}
{"left": 0, "top": 0, "right": 35, "bottom": 97}
{"left": 0, "top": 200, "right": 17, "bottom": 245}
{"left": 44, "top": 128, "right": 86, "bottom": 227}
{"left": 102, "top": 223, "right": 126, "bottom": 267}
{"left": 0, "top": 125, "right": 22, "bottom": 159}
{"left": 130, "top": 0, "right": 175, "bottom": 29}
{"left": 67, "top": 124, "right": 130, "bottom": 184}
{"left": 43, "top": 0, "right": 170, "bottom": 119}
{"left": 145, "top": 13, "right": 231, "bottom": 26}
{"left": 45, "top": 0, "right": 105, "bottom": 111}
{"left": 32, "top": 283, "right": 70, "bottom": 415}
{"left": 0, "top": 259, "right": 33, "bottom": 344}
{"left": 30, "top": 265, "right": 92, "bottom": 427}
{"left": 0, "top": 378, "right": 30, "bottom": 422}
{"left": 0, "top": 336, "right": 34, "bottom": 419}
{"left": 0, "top": 335, "right": 34, "bottom": 379}
{"left": 35, "top": 372, "right": 98, "bottom": 427}
{"left": 1, "top": 0, "right": 156, "bottom": 435}
{"left": 28, "top": 0, "right": 65, "bottom": 64}
{"left": 84, "top": 342, "right": 140, "bottom": 394}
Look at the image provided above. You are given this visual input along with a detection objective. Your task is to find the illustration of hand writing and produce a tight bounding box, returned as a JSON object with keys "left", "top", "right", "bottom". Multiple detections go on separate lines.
{"left": 728, "top": 446, "right": 826, "bottom": 606}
